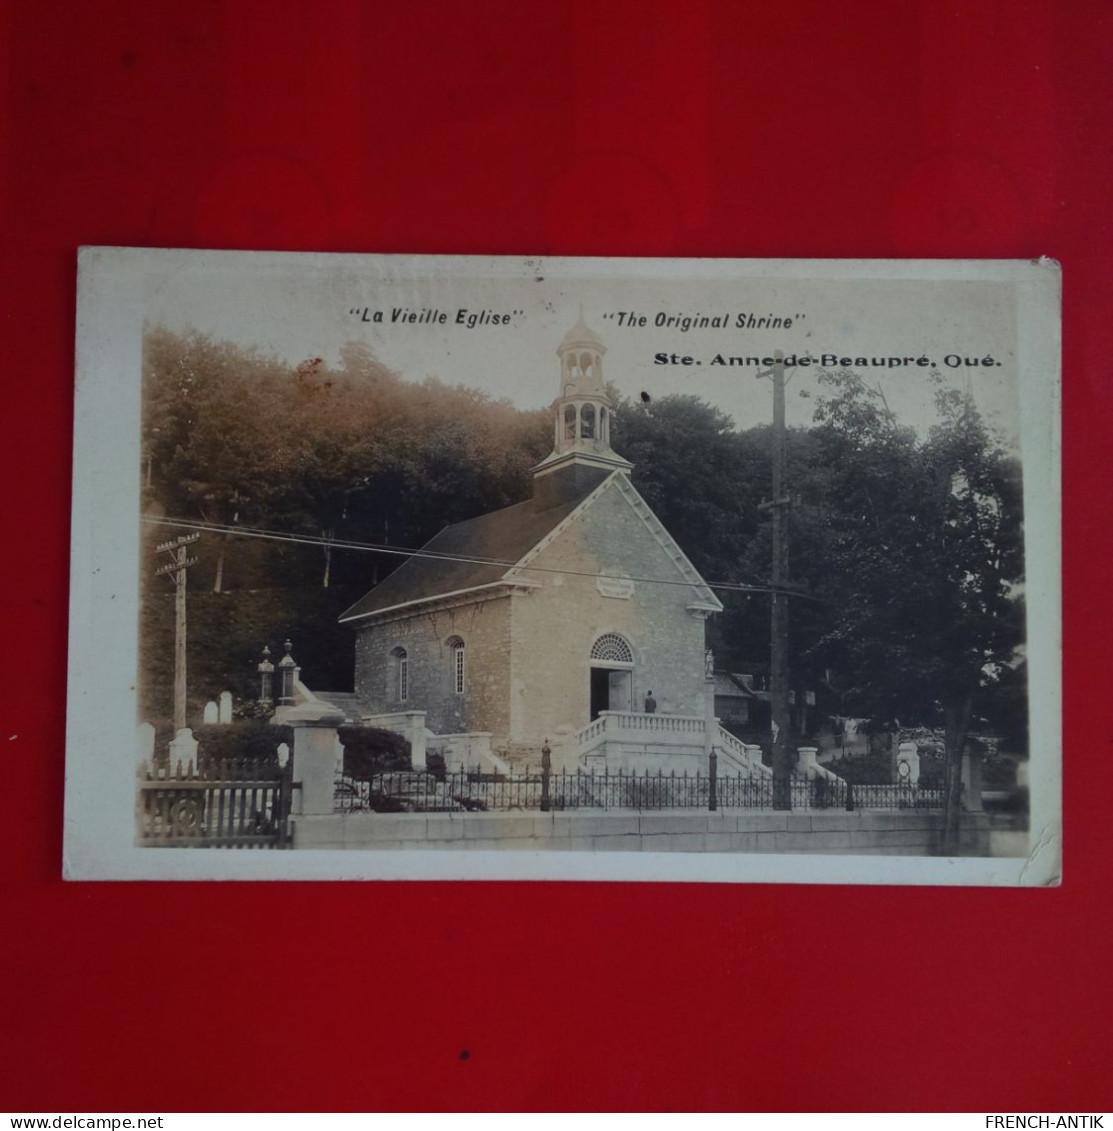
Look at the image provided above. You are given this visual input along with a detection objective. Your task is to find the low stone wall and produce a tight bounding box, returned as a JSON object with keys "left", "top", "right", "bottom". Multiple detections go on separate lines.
{"left": 293, "top": 808, "right": 991, "bottom": 856}
{"left": 429, "top": 731, "right": 496, "bottom": 772}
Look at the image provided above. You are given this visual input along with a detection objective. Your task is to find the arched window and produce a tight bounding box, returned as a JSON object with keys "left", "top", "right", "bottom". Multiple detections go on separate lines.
{"left": 598, "top": 406, "right": 607, "bottom": 441}
{"left": 581, "top": 403, "right": 596, "bottom": 439}
{"left": 590, "top": 633, "right": 634, "bottom": 664}
{"left": 564, "top": 404, "right": 577, "bottom": 440}
{"left": 446, "top": 636, "right": 466, "bottom": 695}
{"left": 391, "top": 646, "right": 408, "bottom": 702}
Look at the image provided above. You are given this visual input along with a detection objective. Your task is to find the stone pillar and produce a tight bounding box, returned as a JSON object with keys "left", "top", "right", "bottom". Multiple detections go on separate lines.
{"left": 168, "top": 727, "right": 198, "bottom": 774}
{"left": 405, "top": 711, "right": 427, "bottom": 771}
{"left": 203, "top": 700, "right": 219, "bottom": 725}
{"left": 284, "top": 702, "right": 345, "bottom": 816}
{"left": 897, "top": 741, "right": 921, "bottom": 785}
{"left": 744, "top": 743, "right": 763, "bottom": 774}
{"left": 961, "top": 748, "right": 984, "bottom": 811}
{"left": 703, "top": 685, "right": 716, "bottom": 764}
{"left": 550, "top": 725, "right": 575, "bottom": 772}
{"left": 797, "top": 746, "right": 820, "bottom": 779}
{"left": 469, "top": 733, "right": 493, "bottom": 769}
{"left": 218, "top": 690, "right": 233, "bottom": 724}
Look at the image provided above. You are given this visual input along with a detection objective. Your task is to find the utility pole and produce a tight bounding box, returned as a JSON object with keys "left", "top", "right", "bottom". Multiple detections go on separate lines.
{"left": 156, "top": 533, "right": 200, "bottom": 732}
{"left": 757, "top": 351, "right": 794, "bottom": 809}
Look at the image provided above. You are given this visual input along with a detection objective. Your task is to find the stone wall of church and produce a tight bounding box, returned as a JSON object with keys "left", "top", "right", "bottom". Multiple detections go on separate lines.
{"left": 508, "top": 479, "right": 710, "bottom": 746}
{"left": 350, "top": 479, "right": 715, "bottom": 755}
{"left": 352, "top": 593, "right": 513, "bottom": 739}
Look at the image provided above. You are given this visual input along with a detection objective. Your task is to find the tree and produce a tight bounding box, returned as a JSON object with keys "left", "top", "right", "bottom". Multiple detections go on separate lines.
{"left": 139, "top": 326, "right": 554, "bottom": 713}
{"left": 805, "top": 369, "right": 1025, "bottom": 848}
{"left": 612, "top": 394, "right": 763, "bottom": 582}
{"left": 142, "top": 325, "right": 292, "bottom": 591}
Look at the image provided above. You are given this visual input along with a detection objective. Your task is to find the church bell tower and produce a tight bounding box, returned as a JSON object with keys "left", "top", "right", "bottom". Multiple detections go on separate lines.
{"left": 533, "top": 309, "right": 633, "bottom": 483}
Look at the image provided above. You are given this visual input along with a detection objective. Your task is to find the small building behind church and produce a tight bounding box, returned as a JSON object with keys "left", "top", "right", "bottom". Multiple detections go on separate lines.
{"left": 337, "top": 314, "right": 767, "bottom": 777}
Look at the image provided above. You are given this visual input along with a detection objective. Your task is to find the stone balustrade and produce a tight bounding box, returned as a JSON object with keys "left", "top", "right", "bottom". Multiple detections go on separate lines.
{"left": 566, "top": 710, "right": 775, "bottom": 778}
{"left": 716, "top": 727, "right": 772, "bottom": 778}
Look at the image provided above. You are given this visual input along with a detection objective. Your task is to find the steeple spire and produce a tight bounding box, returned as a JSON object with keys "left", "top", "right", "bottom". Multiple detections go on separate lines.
{"left": 533, "top": 310, "right": 632, "bottom": 481}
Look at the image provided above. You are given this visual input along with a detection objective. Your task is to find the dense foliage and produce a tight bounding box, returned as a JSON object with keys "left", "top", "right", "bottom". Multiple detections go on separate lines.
{"left": 337, "top": 727, "right": 413, "bottom": 777}
{"left": 801, "top": 370, "right": 1025, "bottom": 840}
{"left": 190, "top": 721, "right": 294, "bottom": 773}
{"left": 140, "top": 327, "right": 549, "bottom": 722}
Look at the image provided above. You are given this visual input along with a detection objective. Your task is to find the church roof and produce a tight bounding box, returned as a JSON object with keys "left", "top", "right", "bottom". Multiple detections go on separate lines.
{"left": 338, "top": 464, "right": 613, "bottom": 623}
{"left": 713, "top": 672, "right": 760, "bottom": 699}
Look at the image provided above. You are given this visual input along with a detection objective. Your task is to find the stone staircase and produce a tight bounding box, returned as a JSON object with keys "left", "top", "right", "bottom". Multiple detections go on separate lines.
{"left": 313, "top": 691, "right": 367, "bottom": 725}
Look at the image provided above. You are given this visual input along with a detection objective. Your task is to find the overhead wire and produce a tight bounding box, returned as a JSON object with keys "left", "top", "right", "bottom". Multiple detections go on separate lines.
{"left": 141, "top": 515, "right": 825, "bottom": 601}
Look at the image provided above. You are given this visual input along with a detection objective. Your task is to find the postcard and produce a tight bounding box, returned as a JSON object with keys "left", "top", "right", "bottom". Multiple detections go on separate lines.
{"left": 65, "top": 250, "right": 1060, "bottom": 883}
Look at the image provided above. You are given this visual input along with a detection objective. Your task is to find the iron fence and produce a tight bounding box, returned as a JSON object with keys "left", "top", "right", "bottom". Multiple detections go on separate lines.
{"left": 335, "top": 770, "right": 542, "bottom": 813}
{"left": 846, "top": 782, "right": 945, "bottom": 810}
{"left": 334, "top": 767, "right": 945, "bottom": 814}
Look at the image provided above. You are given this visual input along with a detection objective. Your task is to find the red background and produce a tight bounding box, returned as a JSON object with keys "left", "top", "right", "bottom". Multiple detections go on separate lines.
{"left": 2, "top": 0, "right": 1109, "bottom": 1113}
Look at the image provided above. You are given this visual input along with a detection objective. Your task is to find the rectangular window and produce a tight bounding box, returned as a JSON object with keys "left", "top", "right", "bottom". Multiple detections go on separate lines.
{"left": 399, "top": 657, "right": 408, "bottom": 702}
{"left": 453, "top": 645, "right": 465, "bottom": 695}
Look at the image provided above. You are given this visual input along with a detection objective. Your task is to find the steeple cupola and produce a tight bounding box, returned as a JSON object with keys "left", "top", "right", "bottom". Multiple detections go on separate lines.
{"left": 533, "top": 310, "right": 633, "bottom": 482}
{"left": 559, "top": 309, "right": 606, "bottom": 397}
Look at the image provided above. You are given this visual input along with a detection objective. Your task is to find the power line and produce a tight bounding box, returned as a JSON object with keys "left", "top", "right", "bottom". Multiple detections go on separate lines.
{"left": 141, "top": 515, "right": 825, "bottom": 601}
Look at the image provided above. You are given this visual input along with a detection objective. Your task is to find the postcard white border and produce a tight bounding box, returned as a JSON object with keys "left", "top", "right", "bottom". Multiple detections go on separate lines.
{"left": 64, "top": 250, "right": 1061, "bottom": 885}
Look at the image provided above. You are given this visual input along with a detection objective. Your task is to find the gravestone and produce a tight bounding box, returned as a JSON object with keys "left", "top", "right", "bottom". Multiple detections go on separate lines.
{"left": 896, "top": 741, "right": 921, "bottom": 785}
{"left": 168, "top": 727, "right": 199, "bottom": 774}
{"left": 218, "top": 690, "right": 233, "bottom": 724}
{"left": 203, "top": 700, "right": 219, "bottom": 725}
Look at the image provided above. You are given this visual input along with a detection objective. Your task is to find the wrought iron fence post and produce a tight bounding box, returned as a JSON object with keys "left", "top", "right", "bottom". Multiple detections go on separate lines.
{"left": 708, "top": 749, "right": 718, "bottom": 811}
{"left": 845, "top": 781, "right": 855, "bottom": 811}
{"left": 540, "top": 739, "right": 552, "bottom": 813}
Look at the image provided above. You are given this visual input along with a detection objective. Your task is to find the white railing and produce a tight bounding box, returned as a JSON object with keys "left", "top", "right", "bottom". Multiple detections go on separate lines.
{"left": 569, "top": 710, "right": 710, "bottom": 760}
{"left": 573, "top": 716, "right": 606, "bottom": 748}
{"left": 713, "top": 727, "right": 753, "bottom": 775}
{"left": 567, "top": 711, "right": 711, "bottom": 767}
{"left": 570, "top": 711, "right": 765, "bottom": 772}
{"left": 714, "top": 726, "right": 772, "bottom": 778}
{"left": 599, "top": 711, "right": 707, "bottom": 735}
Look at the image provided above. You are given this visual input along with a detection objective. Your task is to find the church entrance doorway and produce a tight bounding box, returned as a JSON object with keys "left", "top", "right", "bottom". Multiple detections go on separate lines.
{"left": 588, "top": 633, "right": 636, "bottom": 721}
{"left": 590, "top": 667, "right": 633, "bottom": 720}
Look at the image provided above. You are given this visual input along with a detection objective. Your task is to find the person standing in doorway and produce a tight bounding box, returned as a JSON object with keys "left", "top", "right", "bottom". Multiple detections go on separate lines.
{"left": 644, "top": 690, "right": 657, "bottom": 714}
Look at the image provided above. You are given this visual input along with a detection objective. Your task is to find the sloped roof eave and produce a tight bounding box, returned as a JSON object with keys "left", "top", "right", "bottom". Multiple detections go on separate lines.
{"left": 339, "top": 577, "right": 540, "bottom": 625}
{"left": 610, "top": 476, "right": 724, "bottom": 612}
{"left": 338, "top": 464, "right": 614, "bottom": 624}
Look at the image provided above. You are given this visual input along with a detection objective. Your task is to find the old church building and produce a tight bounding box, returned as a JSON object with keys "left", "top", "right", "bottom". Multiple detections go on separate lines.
{"left": 338, "top": 313, "right": 758, "bottom": 773}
